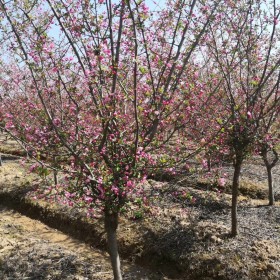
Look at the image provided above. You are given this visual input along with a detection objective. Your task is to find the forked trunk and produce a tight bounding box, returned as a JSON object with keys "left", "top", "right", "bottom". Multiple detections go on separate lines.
{"left": 104, "top": 210, "right": 122, "bottom": 280}
{"left": 262, "top": 149, "right": 278, "bottom": 206}
{"left": 231, "top": 158, "right": 243, "bottom": 237}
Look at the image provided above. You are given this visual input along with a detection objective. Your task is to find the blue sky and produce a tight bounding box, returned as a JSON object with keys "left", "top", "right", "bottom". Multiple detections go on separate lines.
{"left": 49, "top": 0, "right": 165, "bottom": 39}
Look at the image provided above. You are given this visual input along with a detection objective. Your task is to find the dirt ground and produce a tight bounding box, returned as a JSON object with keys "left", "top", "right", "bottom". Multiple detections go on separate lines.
{"left": 0, "top": 134, "right": 280, "bottom": 279}
{"left": 0, "top": 206, "right": 170, "bottom": 280}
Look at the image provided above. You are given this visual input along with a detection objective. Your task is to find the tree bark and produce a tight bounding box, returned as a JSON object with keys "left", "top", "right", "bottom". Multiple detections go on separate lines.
{"left": 231, "top": 157, "right": 243, "bottom": 237}
{"left": 262, "top": 148, "right": 278, "bottom": 206}
{"left": 53, "top": 155, "right": 58, "bottom": 185}
{"left": 104, "top": 209, "right": 122, "bottom": 280}
{"left": 207, "top": 155, "right": 211, "bottom": 172}
{"left": 53, "top": 169, "right": 58, "bottom": 185}
{"left": 266, "top": 165, "right": 274, "bottom": 206}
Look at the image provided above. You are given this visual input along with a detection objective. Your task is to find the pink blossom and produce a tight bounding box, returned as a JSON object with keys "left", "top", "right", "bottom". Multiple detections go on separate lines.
{"left": 103, "top": 48, "right": 111, "bottom": 55}
{"left": 97, "top": 184, "right": 105, "bottom": 198}
{"left": 5, "top": 113, "right": 13, "bottom": 119}
{"left": 53, "top": 118, "right": 61, "bottom": 126}
{"left": 29, "top": 163, "right": 38, "bottom": 172}
{"left": 247, "top": 111, "right": 252, "bottom": 118}
{"left": 202, "top": 159, "right": 208, "bottom": 169}
{"left": 111, "top": 186, "right": 119, "bottom": 195}
{"left": 126, "top": 180, "right": 133, "bottom": 188}
{"left": 5, "top": 121, "right": 14, "bottom": 129}
{"left": 84, "top": 196, "right": 93, "bottom": 204}
{"left": 200, "top": 138, "right": 206, "bottom": 145}
{"left": 64, "top": 191, "right": 71, "bottom": 198}
{"left": 218, "top": 178, "right": 226, "bottom": 187}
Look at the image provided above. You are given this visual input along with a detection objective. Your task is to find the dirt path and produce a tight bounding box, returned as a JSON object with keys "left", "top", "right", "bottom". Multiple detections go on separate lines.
{"left": 0, "top": 206, "right": 169, "bottom": 280}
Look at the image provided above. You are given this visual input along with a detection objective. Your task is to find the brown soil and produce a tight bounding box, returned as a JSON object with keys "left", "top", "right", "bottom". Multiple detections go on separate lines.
{"left": 0, "top": 134, "right": 280, "bottom": 279}
{"left": 0, "top": 206, "right": 165, "bottom": 279}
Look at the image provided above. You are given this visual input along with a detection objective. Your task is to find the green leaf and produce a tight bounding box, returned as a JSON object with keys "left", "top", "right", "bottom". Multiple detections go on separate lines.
{"left": 139, "top": 66, "right": 147, "bottom": 74}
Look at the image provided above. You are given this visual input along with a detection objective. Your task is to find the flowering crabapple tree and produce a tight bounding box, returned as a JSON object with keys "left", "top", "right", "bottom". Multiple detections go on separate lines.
{"left": 206, "top": 0, "right": 280, "bottom": 236}
{"left": 185, "top": 57, "right": 232, "bottom": 173}
{"left": 0, "top": 0, "right": 221, "bottom": 278}
{"left": 0, "top": 60, "right": 66, "bottom": 186}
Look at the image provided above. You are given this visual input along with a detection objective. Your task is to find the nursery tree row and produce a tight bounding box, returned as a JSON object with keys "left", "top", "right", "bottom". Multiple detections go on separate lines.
{"left": 0, "top": 1, "right": 279, "bottom": 279}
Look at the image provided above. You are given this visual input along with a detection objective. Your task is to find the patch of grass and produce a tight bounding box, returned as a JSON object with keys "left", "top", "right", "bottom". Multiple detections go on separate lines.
{"left": 239, "top": 179, "right": 267, "bottom": 199}
{"left": 195, "top": 177, "right": 269, "bottom": 200}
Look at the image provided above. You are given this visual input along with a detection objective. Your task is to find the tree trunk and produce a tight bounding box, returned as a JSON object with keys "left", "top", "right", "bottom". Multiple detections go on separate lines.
{"left": 231, "top": 158, "right": 243, "bottom": 237}
{"left": 53, "top": 169, "right": 58, "bottom": 185}
{"left": 207, "top": 156, "right": 211, "bottom": 172}
{"left": 104, "top": 210, "right": 122, "bottom": 280}
{"left": 53, "top": 155, "right": 58, "bottom": 185}
{"left": 266, "top": 165, "right": 274, "bottom": 206}
{"left": 262, "top": 148, "right": 278, "bottom": 206}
